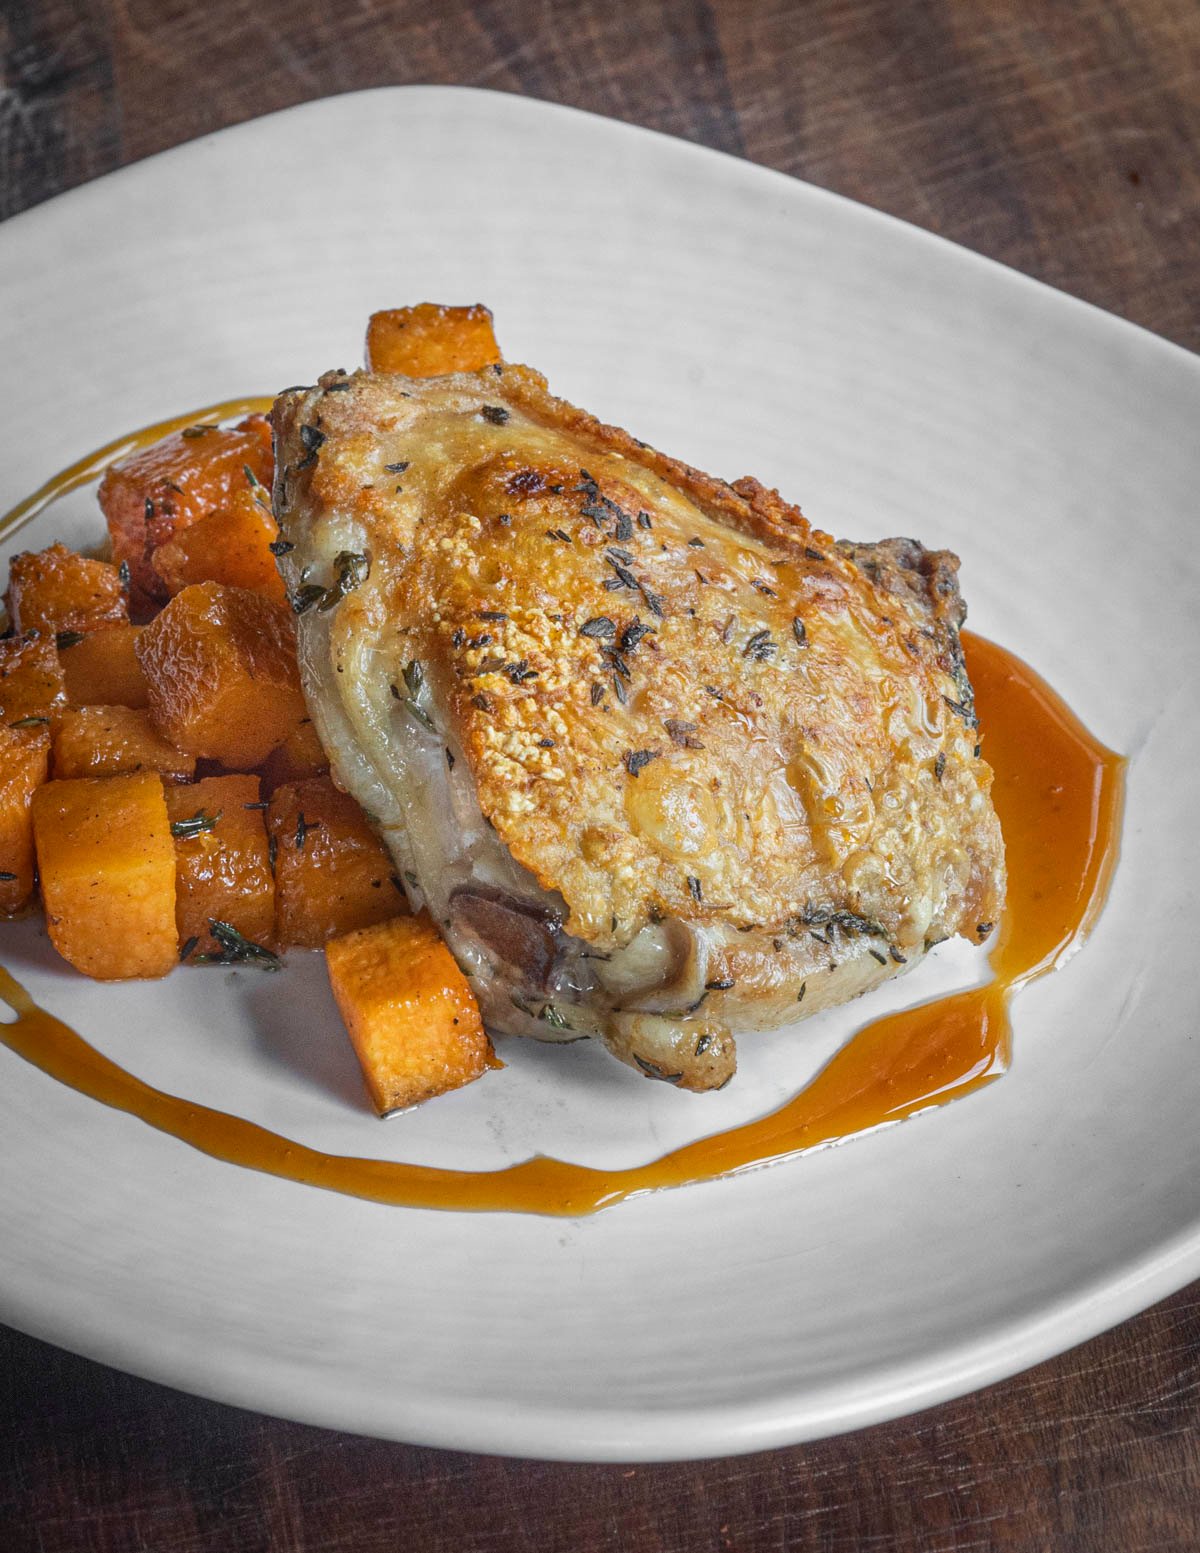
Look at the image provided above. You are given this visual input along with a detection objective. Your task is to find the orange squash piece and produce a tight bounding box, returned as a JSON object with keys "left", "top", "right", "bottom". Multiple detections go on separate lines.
{"left": 6, "top": 544, "right": 129, "bottom": 638}
{"left": 31, "top": 771, "right": 177, "bottom": 979}
{"left": 268, "top": 775, "right": 404, "bottom": 948}
{"left": 135, "top": 582, "right": 306, "bottom": 768}
{"left": 326, "top": 914, "right": 493, "bottom": 1113}
{"left": 0, "top": 723, "right": 51, "bottom": 913}
{"left": 99, "top": 416, "right": 273, "bottom": 604}
{"left": 151, "top": 487, "right": 286, "bottom": 603}
{"left": 60, "top": 625, "right": 150, "bottom": 709}
{"left": 258, "top": 716, "right": 329, "bottom": 793}
{"left": 52, "top": 705, "right": 196, "bottom": 782}
{"left": 366, "top": 304, "right": 501, "bottom": 376}
{"left": 0, "top": 634, "right": 68, "bottom": 729}
{"left": 164, "top": 774, "right": 275, "bottom": 958}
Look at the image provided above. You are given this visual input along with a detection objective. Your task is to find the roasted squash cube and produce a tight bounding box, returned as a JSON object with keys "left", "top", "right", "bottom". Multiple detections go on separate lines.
{"left": 52, "top": 705, "right": 196, "bottom": 782}
{"left": 326, "top": 914, "right": 493, "bottom": 1113}
{"left": 164, "top": 774, "right": 275, "bottom": 957}
{"left": 99, "top": 415, "right": 273, "bottom": 604}
{"left": 366, "top": 304, "right": 501, "bottom": 376}
{"left": 0, "top": 635, "right": 68, "bottom": 728}
{"left": 31, "top": 772, "right": 177, "bottom": 979}
{"left": 60, "top": 625, "right": 150, "bottom": 709}
{"left": 268, "top": 775, "right": 403, "bottom": 948}
{"left": 0, "top": 723, "right": 51, "bottom": 913}
{"left": 6, "top": 544, "right": 129, "bottom": 638}
{"left": 258, "top": 716, "right": 329, "bottom": 793}
{"left": 151, "top": 487, "right": 286, "bottom": 603}
{"left": 135, "top": 582, "right": 305, "bottom": 768}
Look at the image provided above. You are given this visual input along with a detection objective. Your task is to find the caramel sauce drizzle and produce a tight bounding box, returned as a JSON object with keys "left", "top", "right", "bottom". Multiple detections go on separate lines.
{"left": 0, "top": 410, "right": 1126, "bottom": 1216}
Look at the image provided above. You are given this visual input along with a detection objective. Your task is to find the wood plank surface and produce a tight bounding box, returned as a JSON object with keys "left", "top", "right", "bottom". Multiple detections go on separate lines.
{"left": 2, "top": 1, "right": 1199, "bottom": 1548}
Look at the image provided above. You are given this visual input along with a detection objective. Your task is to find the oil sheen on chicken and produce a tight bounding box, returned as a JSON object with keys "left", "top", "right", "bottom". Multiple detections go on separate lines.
{"left": 271, "top": 363, "right": 1005, "bottom": 1091}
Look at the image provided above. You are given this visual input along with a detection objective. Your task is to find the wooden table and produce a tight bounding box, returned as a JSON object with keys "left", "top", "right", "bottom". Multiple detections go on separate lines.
{"left": 3, "top": 2, "right": 1199, "bottom": 1547}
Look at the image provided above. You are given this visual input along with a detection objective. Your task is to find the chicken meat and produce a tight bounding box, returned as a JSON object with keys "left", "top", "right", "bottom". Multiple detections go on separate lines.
{"left": 271, "top": 357, "right": 1005, "bottom": 1091}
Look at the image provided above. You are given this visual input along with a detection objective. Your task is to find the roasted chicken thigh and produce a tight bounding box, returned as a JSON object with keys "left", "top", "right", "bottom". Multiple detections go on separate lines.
{"left": 272, "top": 355, "right": 1005, "bottom": 1090}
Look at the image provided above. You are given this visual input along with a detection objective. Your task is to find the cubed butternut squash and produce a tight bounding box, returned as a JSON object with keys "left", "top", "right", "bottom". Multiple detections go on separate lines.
{"left": 164, "top": 774, "right": 275, "bottom": 957}
{"left": 326, "top": 914, "right": 493, "bottom": 1113}
{"left": 258, "top": 716, "right": 329, "bottom": 793}
{"left": 52, "top": 705, "right": 196, "bottom": 782}
{"left": 0, "top": 723, "right": 51, "bottom": 913}
{"left": 31, "top": 772, "right": 177, "bottom": 979}
{"left": 99, "top": 415, "right": 273, "bottom": 604}
{"left": 268, "top": 775, "right": 403, "bottom": 948}
{"left": 151, "top": 487, "right": 286, "bottom": 603}
{"left": 0, "top": 634, "right": 68, "bottom": 728}
{"left": 60, "top": 625, "right": 150, "bottom": 709}
{"left": 366, "top": 304, "right": 501, "bottom": 376}
{"left": 5, "top": 544, "right": 128, "bottom": 637}
{"left": 135, "top": 581, "right": 306, "bottom": 767}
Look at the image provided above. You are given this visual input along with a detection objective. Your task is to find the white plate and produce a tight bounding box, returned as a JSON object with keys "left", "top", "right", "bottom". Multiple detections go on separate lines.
{"left": 1, "top": 87, "right": 1198, "bottom": 1463}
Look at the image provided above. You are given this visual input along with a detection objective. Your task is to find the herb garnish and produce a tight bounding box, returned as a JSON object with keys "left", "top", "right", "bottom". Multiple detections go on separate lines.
{"left": 317, "top": 550, "right": 370, "bottom": 611}
{"left": 705, "top": 977, "right": 735, "bottom": 991}
{"left": 170, "top": 809, "right": 223, "bottom": 840}
{"left": 55, "top": 631, "right": 85, "bottom": 650}
{"left": 393, "top": 661, "right": 438, "bottom": 732}
{"left": 8, "top": 716, "right": 48, "bottom": 728}
{"left": 633, "top": 1055, "right": 683, "bottom": 1084}
{"left": 934, "top": 751, "right": 946, "bottom": 781}
{"left": 243, "top": 464, "right": 260, "bottom": 487}
{"left": 792, "top": 617, "right": 807, "bottom": 646}
{"left": 179, "top": 936, "right": 199, "bottom": 962}
{"left": 199, "top": 919, "right": 281, "bottom": 971}
{"left": 295, "top": 423, "right": 326, "bottom": 470}
{"left": 181, "top": 423, "right": 218, "bottom": 439}
{"left": 269, "top": 538, "right": 295, "bottom": 556}
{"left": 619, "top": 618, "right": 653, "bottom": 653}
{"left": 590, "top": 682, "right": 605, "bottom": 706}
{"left": 580, "top": 616, "right": 616, "bottom": 639}
{"left": 481, "top": 405, "right": 509, "bottom": 425}
{"left": 743, "top": 629, "right": 775, "bottom": 661}
{"left": 294, "top": 813, "right": 321, "bottom": 850}
{"left": 605, "top": 557, "right": 638, "bottom": 590}
{"left": 638, "top": 583, "right": 664, "bottom": 618}
{"left": 0, "top": 871, "right": 16, "bottom": 882}
{"left": 664, "top": 719, "right": 704, "bottom": 749}
{"left": 623, "top": 749, "right": 659, "bottom": 777}
{"left": 289, "top": 583, "right": 326, "bottom": 615}
{"left": 687, "top": 875, "right": 703, "bottom": 903}
{"left": 384, "top": 460, "right": 410, "bottom": 474}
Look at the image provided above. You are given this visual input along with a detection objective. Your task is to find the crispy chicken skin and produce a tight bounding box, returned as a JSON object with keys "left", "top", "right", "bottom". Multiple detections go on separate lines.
{"left": 271, "top": 362, "right": 1005, "bottom": 1090}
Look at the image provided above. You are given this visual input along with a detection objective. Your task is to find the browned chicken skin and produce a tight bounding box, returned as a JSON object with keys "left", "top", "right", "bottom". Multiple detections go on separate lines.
{"left": 271, "top": 360, "right": 1005, "bottom": 1090}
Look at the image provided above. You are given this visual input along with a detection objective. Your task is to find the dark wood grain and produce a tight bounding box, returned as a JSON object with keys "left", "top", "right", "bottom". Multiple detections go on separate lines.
{"left": 3, "top": 1, "right": 1199, "bottom": 1548}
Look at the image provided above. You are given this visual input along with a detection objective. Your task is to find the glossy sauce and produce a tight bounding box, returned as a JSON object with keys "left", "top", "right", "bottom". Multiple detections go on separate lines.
{"left": 0, "top": 411, "right": 1126, "bottom": 1216}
